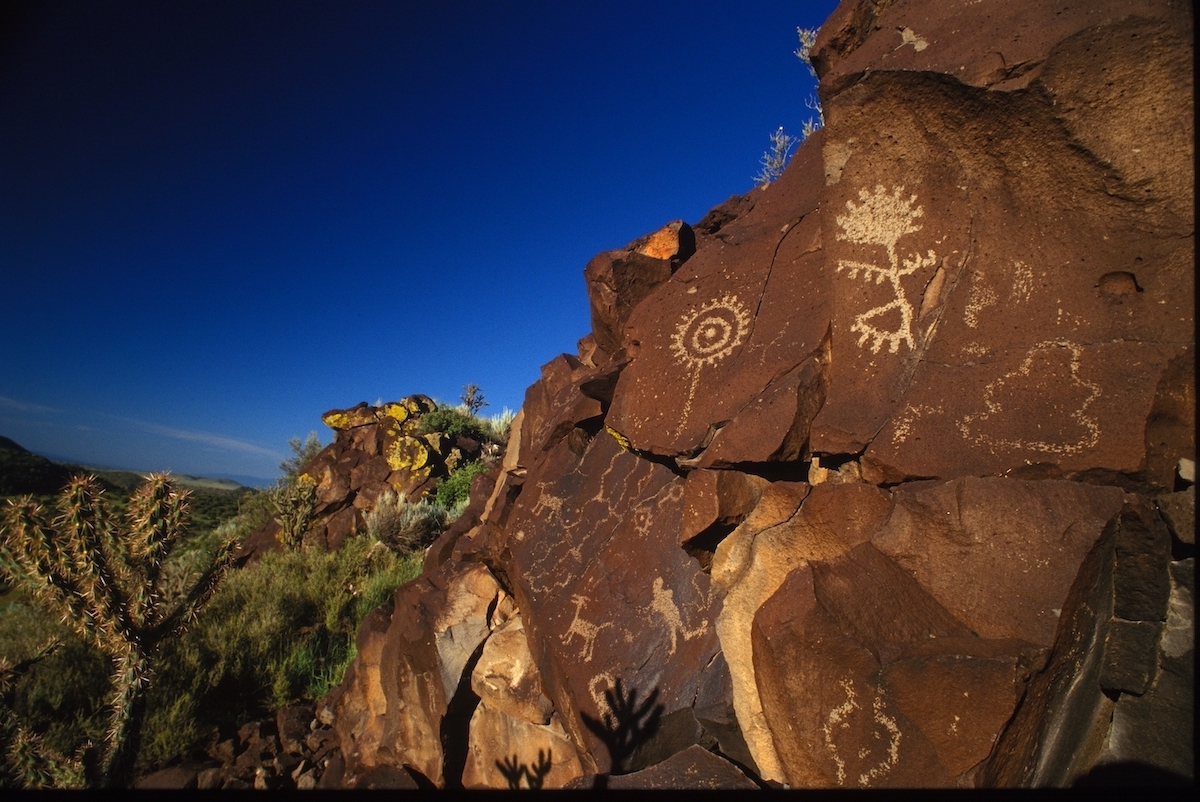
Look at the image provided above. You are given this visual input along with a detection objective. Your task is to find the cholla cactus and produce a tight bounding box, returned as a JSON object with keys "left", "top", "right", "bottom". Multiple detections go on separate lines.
{"left": 269, "top": 473, "right": 317, "bottom": 550}
{"left": 0, "top": 474, "right": 235, "bottom": 787}
{"left": 0, "top": 639, "right": 91, "bottom": 789}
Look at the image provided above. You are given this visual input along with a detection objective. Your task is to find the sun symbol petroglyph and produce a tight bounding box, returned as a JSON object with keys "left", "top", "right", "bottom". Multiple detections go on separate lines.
{"left": 562, "top": 594, "right": 612, "bottom": 662}
{"left": 670, "top": 294, "right": 750, "bottom": 435}
{"left": 958, "top": 340, "right": 1101, "bottom": 456}
{"left": 836, "top": 185, "right": 938, "bottom": 354}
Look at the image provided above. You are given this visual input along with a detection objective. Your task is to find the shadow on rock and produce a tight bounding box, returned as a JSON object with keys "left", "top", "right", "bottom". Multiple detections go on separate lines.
{"left": 581, "top": 679, "right": 664, "bottom": 789}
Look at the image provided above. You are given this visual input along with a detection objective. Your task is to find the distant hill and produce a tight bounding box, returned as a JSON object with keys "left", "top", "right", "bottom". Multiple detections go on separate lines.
{"left": 1, "top": 437, "right": 257, "bottom": 532}
{"left": 0, "top": 435, "right": 74, "bottom": 496}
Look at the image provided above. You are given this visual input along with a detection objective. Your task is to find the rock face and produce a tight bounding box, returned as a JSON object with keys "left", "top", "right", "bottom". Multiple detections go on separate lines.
{"left": 239, "top": 396, "right": 492, "bottom": 559}
{"left": 324, "top": 0, "right": 1193, "bottom": 789}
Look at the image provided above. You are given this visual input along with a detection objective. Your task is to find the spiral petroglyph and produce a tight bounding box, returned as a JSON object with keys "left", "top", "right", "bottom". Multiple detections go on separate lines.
{"left": 670, "top": 295, "right": 750, "bottom": 436}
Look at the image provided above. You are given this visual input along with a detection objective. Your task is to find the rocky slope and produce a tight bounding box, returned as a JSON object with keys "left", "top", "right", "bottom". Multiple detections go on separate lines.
{"left": 318, "top": 0, "right": 1192, "bottom": 789}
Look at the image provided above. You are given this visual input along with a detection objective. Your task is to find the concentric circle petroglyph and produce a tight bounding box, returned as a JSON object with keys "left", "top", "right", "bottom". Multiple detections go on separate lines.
{"left": 669, "top": 295, "right": 751, "bottom": 438}
{"left": 670, "top": 295, "right": 750, "bottom": 369}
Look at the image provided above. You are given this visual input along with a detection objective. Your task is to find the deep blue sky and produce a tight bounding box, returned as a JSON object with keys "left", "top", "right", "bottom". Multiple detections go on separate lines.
{"left": 1, "top": 0, "right": 837, "bottom": 485}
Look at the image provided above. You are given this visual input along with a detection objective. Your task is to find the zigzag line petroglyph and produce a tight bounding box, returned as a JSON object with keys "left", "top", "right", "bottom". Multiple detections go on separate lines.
{"left": 836, "top": 185, "right": 938, "bottom": 354}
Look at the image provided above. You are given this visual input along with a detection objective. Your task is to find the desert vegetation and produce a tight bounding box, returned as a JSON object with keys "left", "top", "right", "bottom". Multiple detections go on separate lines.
{"left": 0, "top": 390, "right": 511, "bottom": 787}
{"left": 753, "top": 25, "right": 824, "bottom": 188}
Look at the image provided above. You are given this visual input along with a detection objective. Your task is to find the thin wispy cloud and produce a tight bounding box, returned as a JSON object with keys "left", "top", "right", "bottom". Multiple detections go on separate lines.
{"left": 0, "top": 396, "right": 60, "bottom": 414}
{"left": 99, "top": 414, "right": 286, "bottom": 459}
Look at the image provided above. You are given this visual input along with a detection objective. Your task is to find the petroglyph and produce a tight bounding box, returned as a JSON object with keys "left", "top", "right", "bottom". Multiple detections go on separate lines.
{"left": 562, "top": 594, "right": 613, "bottom": 662}
{"left": 649, "top": 576, "right": 709, "bottom": 657}
{"left": 670, "top": 295, "right": 750, "bottom": 435}
{"left": 890, "top": 403, "right": 941, "bottom": 445}
{"left": 823, "top": 678, "right": 860, "bottom": 785}
{"left": 964, "top": 273, "right": 997, "bottom": 329}
{"left": 822, "top": 678, "right": 902, "bottom": 787}
{"left": 588, "top": 672, "right": 616, "bottom": 715}
{"left": 836, "top": 185, "right": 938, "bottom": 354}
{"left": 530, "top": 483, "right": 565, "bottom": 524}
{"left": 1011, "top": 260, "right": 1034, "bottom": 302}
{"left": 858, "top": 696, "right": 902, "bottom": 787}
{"left": 958, "top": 340, "right": 1101, "bottom": 455}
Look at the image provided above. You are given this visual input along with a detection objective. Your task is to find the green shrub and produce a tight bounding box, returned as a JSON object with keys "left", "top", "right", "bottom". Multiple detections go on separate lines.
{"left": 136, "top": 535, "right": 423, "bottom": 771}
{"left": 419, "top": 405, "right": 493, "bottom": 443}
{"left": 364, "top": 490, "right": 448, "bottom": 553}
{"left": 754, "top": 126, "right": 799, "bottom": 188}
{"left": 435, "top": 461, "right": 490, "bottom": 512}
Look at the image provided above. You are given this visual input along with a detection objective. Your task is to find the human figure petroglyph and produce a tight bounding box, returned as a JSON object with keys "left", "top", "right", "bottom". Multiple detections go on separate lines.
{"left": 836, "top": 184, "right": 938, "bottom": 354}
{"left": 649, "top": 576, "right": 709, "bottom": 657}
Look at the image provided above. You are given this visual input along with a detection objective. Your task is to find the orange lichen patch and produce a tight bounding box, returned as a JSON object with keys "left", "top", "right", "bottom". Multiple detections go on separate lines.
{"left": 634, "top": 220, "right": 688, "bottom": 260}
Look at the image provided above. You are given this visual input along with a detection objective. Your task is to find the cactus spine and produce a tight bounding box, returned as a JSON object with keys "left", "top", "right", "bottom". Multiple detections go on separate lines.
{"left": 0, "top": 474, "right": 234, "bottom": 787}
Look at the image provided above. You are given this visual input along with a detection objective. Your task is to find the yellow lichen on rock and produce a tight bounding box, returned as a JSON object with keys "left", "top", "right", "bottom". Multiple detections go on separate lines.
{"left": 380, "top": 402, "right": 410, "bottom": 424}
{"left": 388, "top": 436, "right": 431, "bottom": 472}
{"left": 605, "top": 426, "right": 633, "bottom": 453}
{"left": 322, "top": 410, "right": 353, "bottom": 431}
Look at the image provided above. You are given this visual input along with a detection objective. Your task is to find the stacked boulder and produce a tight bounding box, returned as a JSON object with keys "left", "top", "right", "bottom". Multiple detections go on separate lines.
{"left": 325, "top": 0, "right": 1193, "bottom": 789}
{"left": 240, "top": 396, "right": 489, "bottom": 559}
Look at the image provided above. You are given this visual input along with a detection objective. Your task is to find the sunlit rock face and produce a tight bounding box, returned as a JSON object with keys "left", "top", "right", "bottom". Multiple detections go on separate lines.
{"left": 325, "top": 0, "right": 1193, "bottom": 789}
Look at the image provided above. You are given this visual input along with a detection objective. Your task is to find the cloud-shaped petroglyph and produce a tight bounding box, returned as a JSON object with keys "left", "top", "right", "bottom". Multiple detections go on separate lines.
{"left": 958, "top": 340, "right": 1101, "bottom": 456}
{"left": 836, "top": 185, "right": 938, "bottom": 354}
{"left": 670, "top": 294, "right": 750, "bottom": 435}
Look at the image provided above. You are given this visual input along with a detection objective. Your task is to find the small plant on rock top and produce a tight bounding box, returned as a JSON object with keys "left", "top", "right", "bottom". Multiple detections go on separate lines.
{"left": 0, "top": 474, "right": 235, "bottom": 788}
{"left": 795, "top": 26, "right": 824, "bottom": 137}
{"left": 754, "top": 126, "right": 799, "bottom": 188}
{"left": 460, "top": 384, "right": 489, "bottom": 416}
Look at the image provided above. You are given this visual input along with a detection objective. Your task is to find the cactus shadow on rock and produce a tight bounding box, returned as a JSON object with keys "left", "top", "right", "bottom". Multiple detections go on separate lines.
{"left": 580, "top": 679, "right": 664, "bottom": 789}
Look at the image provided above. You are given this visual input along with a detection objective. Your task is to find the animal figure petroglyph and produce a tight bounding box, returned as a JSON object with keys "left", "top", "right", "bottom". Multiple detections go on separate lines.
{"left": 562, "top": 594, "right": 612, "bottom": 662}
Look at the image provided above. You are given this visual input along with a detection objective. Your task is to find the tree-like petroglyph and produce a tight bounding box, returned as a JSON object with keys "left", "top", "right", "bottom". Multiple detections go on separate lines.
{"left": 836, "top": 184, "right": 938, "bottom": 354}
{"left": 670, "top": 294, "right": 750, "bottom": 435}
{"left": 958, "top": 340, "right": 1101, "bottom": 456}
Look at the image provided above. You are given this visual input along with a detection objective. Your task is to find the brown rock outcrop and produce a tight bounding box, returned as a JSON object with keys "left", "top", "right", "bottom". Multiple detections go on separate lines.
{"left": 238, "top": 395, "right": 492, "bottom": 560}
{"left": 322, "top": 0, "right": 1192, "bottom": 789}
